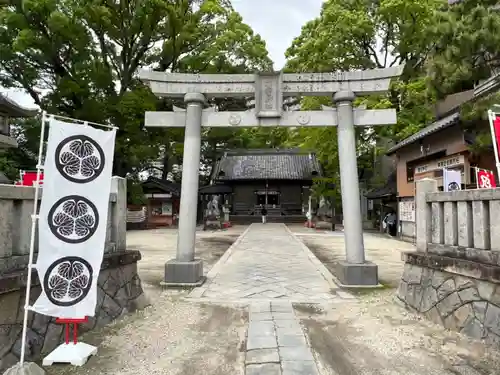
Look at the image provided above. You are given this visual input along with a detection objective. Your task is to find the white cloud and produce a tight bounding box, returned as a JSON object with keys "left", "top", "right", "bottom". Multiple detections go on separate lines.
{"left": 1, "top": 0, "right": 324, "bottom": 108}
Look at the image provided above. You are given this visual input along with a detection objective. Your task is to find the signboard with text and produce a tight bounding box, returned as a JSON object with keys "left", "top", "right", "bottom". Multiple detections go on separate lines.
{"left": 415, "top": 155, "right": 464, "bottom": 175}
{"left": 399, "top": 200, "right": 415, "bottom": 222}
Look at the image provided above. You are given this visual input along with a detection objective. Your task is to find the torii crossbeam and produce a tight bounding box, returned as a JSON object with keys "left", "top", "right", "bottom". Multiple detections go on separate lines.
{"left": 139, "top": 67, "right": 404, "bottom": 287}
{"left": 145, "top": 106, "right": 396, "bottom": 128}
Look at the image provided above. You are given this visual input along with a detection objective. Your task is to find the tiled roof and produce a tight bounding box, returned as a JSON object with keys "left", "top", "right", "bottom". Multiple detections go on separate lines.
{"left": 0, "top": 94, "right": 38, "bottom": 117}
{"left": 199, "top": 184, "right": 233, "bottom": 195}
{"left": 386, "top": 112, "right": 460, "bottom": 155}
{"left": 364, "top": 171, "right": 396, "bottom": 199}
{"left": 212, "top": 149, "right": 322, "bottom": 181}
{"left": 142, "top": 177, "right": 181, "bottom": 195}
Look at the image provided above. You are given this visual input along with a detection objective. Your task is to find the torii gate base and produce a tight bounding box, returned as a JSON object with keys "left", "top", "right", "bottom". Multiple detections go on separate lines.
{"left": 140, "top": 67, "right": 404, "bottom": 287}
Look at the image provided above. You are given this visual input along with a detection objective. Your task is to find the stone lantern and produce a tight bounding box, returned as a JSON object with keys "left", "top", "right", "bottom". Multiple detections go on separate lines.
{"left": 0, "top": 93, "right": 38, "bottom": 183}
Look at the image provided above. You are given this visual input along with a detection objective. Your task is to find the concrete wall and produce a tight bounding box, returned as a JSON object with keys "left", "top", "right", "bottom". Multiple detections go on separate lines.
{"left": 397, "top": 178, "right": 500, "bottom": 346}
{"left": 400, "top": 221, "right": 416, "bottom": 242}
{"left": 0, "top": 177, "right": 147, "bottom": 370}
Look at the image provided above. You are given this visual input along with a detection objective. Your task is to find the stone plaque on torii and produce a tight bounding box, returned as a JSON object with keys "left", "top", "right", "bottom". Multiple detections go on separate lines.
{"left": 139, "top": 66, "right": 403, "bottom": 287}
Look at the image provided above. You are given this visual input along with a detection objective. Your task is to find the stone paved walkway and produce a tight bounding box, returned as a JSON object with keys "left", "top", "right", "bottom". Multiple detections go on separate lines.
{"left": 245, "top": 301, "right": 319, "bottom": 375}
{"left": 188, "top": 223, "right": 355, "bottom": 303}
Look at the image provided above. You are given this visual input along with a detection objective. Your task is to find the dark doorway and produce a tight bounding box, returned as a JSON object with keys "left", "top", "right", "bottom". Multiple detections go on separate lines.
{"left": 256, "top": 193, "right": 266, "bottom": 205}
{"left": 267, "top": 194, "right": 279, "bottom": 206}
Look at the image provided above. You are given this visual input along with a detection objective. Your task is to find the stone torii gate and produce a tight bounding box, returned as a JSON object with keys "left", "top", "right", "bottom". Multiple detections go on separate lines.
{"left": 139, "top": 67, "right": 403, "bottom": 286}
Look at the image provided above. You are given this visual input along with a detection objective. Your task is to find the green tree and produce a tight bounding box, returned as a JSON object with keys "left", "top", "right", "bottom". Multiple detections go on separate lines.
{"left": 425, "top": 1, "right": 500, "bottom": 154}
{"left": 283, "top": 0, "right": 440, "bottom": 199}
{"left": 427, "top": 0, "right": 500, "bottom": 98}
{"left": 0, "top": 0, "right": 275, "bottom": 186}
{"left": 149, "top": 4, "right": 274, "bottom": 182}
{"left": 0, "top": 0, "right": 173, "bottom": 177}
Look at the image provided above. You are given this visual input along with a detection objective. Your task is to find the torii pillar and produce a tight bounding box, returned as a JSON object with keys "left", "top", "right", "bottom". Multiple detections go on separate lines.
{"left": 139, "top": 67, "right": 404, "bottom": 287}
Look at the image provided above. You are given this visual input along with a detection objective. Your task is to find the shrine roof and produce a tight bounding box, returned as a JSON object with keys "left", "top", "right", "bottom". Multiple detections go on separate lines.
{"left": 0, "top": 94, "right": 38, "bottom": 117}
{"left": 141, "top": 177, "right": 181, "bottom": 195}
{"left": 386, "top": 112, "right": 460, "bottom": 155}
{"left": 199, "top": 184, "right": 233, "bottom": 195}
{"left": 364, "top": 171, "right": 397, "bottom": 199}
{"left": 211, "top": 149, "right": 322, "bottom": 181}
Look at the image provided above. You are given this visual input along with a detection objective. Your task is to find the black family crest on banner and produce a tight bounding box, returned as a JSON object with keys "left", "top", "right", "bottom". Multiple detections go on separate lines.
{"left": 55, "top": 135, "right": 105, "bottom": 183}
{"left": 43, "top": 257, "right": 93, "bottom": 307}
{"left": 32, "top": 117, "right": 116, "bottom": 319}
{"left": 48, "top": 195, "right": 99, "bottom": 244}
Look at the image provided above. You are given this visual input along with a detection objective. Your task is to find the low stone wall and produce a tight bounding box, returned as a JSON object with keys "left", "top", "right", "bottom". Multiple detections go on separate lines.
{"left": 397, "top": 178, "right": 500, "bottom": 347}
{"left": 0, "top": 250, "right": 148, "bottom": 370}
{"left": 397, "top": 252, "right": 500, "bottom": 346}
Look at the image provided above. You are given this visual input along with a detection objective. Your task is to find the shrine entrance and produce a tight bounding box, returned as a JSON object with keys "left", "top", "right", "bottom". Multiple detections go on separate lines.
{"left": 256, "top": 190, "right": 279, "bottom": 206}
{"left": 139, "top": 67, "right": 403, "bottom": 286}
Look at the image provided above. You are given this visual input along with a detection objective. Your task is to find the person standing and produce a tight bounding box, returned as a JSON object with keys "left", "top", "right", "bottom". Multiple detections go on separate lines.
{"left": 260, "top": 204, "right": 268, "bottom": 224}
{"left": 384, "top": 210, "right": 397, "bottom": 236}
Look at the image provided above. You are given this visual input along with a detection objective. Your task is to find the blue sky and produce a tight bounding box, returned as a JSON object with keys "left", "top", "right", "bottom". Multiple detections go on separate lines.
{"left": 1, "top": 0, "right": 324, "bottom": 109}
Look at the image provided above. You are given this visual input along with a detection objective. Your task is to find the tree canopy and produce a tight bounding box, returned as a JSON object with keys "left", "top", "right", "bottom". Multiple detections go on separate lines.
{"left": 1, "top": 0, "right": 498, "bottom": 204}
{"left": 0, "top": 0, "right": 275, "bottom": 185}
{"left": 427, "top": 0, "right": 500, "bottom": 97}
{"left": 283, "top": 0, "right": 442, "bottom": 199}
{"left": 426, "top": 0, "right": 500, "bottom": 152}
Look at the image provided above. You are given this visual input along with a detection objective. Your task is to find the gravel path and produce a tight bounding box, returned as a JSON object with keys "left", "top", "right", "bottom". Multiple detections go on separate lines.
{"left": 46, "top": 227, "right": 249, "bottom": 375}
{"left": 44, "top": 227, "right": 500, "bottom": 375}
{"left": 295, "top": 229, "right": 500, "bottom": 375}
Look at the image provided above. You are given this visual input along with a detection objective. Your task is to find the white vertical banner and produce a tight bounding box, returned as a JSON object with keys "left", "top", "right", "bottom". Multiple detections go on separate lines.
{"left": 32, "top": 118, "right": 116, "bottom": 318}
{"left": 443, "top": 168, "right": 462, "bottom": 192}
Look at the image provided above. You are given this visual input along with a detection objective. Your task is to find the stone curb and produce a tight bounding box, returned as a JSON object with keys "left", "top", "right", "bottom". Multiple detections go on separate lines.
{"left": 284, "top": 225, "right": 355, "bottom": 296}
{"left": 187, "top": 224, "right": 253, "bottom": 299}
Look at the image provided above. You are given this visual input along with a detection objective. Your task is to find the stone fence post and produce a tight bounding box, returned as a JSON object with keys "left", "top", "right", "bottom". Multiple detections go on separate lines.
{"left": 415, "top": 178, "right": 437, "bottom": 252}
{"left": 110, "top": 176, "right": 127, "bottom": 252}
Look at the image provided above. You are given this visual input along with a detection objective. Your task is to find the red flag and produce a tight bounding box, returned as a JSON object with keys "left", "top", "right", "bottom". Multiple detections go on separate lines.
{"left": 494, "top": 116, "right": 500, "bottom": 155}
{"left": 477, "top": 169, "right": 497, "bottom": 189}
{"left": 20, "top": 171, "right": 44, "bottom": 186}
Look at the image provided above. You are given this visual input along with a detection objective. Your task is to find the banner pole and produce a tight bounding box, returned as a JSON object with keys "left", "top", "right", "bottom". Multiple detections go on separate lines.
{"left": 475, "top": 167, "right": 479, "bottom": 189}
{"left": 19, "top": 111, "right": 48, "bottom": 366}
{"left": 487, "top": 110, "right": 500, "bottom": 183}
{"left": 49, "top": 113, "right": 118, "bottom": 130}
{"left": 443, "top": 168, "right": 446, "bottom": 192}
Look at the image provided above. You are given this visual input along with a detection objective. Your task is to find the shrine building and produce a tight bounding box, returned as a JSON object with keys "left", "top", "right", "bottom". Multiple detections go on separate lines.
{"left": 209, "top": 149, "right": 322, "bottom": 223}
